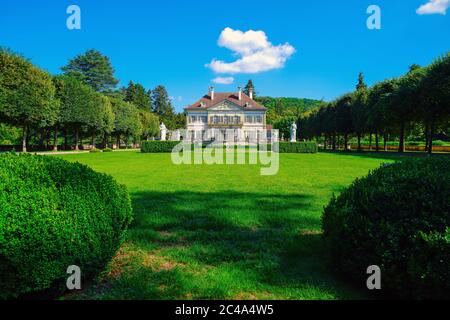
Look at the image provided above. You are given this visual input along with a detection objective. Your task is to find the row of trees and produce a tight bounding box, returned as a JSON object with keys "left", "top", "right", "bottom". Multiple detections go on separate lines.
{"left": 300, "top": 53, "right": 449, "bottom": 153}
{"left": 0, "top": 49, "right": 185, "bottom": 152}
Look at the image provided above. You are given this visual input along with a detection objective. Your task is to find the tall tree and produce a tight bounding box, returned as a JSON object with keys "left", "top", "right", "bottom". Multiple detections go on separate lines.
{"left": 139, "top": 110, "right": 159, "bottom": 141}
{"left": 391, "top": 68, "right": 425, "bottom": 152}
{"left": 0, "top": 50, "right": 59, "bottom": 152}
{"left": 61, "top": 49, "right": 119, "bottom": 92}
{"left": 335, "top": 93, "right": 354, "bottom": 150}
{"left": 125, "top": 81, "right": 152, "bottom": 111}
{"left": 244, "top": 79, "right": 257, "bottom": 98}
{"left": 352, "top": 72, "right": 368, "bottom": 150}
{"left": 152, "top": 85, "right": 174, "bottom": 117}
{"left": 110, "top": 98, "right": 142, "bottom": 148}
{"left": 420, "top": 53, "right": 450, "bottom": 154}
{"left": 367, "top": 80, "right": 397, "bottom": 151}
{"left": 53, "top": 75, "right": 96, "bottom": 150}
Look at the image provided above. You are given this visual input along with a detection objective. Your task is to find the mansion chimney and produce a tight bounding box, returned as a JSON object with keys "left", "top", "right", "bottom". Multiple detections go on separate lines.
{"left": 209, "top": 86, "right": 215, "bottom": 100}
{"left": 249, "top": 89, "right": 254, "bottom": 100}
{"left": 238, "top": 86, "right": 242, "bottom": 100}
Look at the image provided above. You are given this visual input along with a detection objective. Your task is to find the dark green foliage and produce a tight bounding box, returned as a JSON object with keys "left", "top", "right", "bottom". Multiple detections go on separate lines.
{"left": 152, "top": 85, "right": 174, "bottom": 117}
{"left": 322, "top": 157, "right": 450, "bottom": 299}
{"left": 277, "top": 142, "right": 318, "bottom": 153}
{"left": 61, "top": 49, "right": 118, "bottom": 92}
{"left": 0, "top": 154, "right": 133, "bottom": 298}
{"left": 256, "top": 96, "right": 322, "bottom": 125}
{"left": 0, "top": 49, "right": 59, "bottom": 151}
{"left": 124, "top": 81, "right": 152, "bottom": 111}
{"left": 243, "top": 79, "right": 256, "bottom": 97}
{"left": 0, "top": 123, "right": 21, "bottom": 145}
{"left": 53, "top": 75, "right": 95, "bottom": 127}
{"left": 102, "top": 147, "right": 113, "bottom": 152}
{"left": 141, "top": 140, "right": 180, "bottom": 153}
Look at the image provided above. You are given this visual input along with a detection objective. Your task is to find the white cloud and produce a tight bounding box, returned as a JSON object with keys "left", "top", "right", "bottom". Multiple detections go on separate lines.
{"left": 206, "top": 27, "right": 296, "bottom": 74}
{"left": 212, "top": 76, "right": 234, "bottom": 85}
{"left": 417, "top": 0, "right": 450, "bottom": 15}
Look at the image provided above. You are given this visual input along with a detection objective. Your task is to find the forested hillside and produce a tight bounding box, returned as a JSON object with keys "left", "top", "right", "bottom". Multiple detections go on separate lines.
{"left": 256, "top": 96, "right": 322, "bottom": 124}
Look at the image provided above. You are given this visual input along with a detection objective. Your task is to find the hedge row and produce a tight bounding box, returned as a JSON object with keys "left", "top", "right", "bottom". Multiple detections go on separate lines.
{"left": 322, "top": 157, "right": 450, "bottom": 299}
{"left": 141, "top": 141, "right": 318, "bottom": 154}
{"left": 277, "top": 142, "right": 318, "bottom": 153}
{"left": 0, "top": 154, "right": 133, "bottom": 298}
{"left": 141, "top": 141, "right": 181, "bottom": 153}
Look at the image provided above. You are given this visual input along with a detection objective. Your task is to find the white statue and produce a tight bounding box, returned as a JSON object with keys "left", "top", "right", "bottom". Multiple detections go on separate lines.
{"left": 160, "top": 122, "right": 167, "bottom": 141}
{"left": 173, "top": 129, "right": 181, "bottom": 141}
{"left": 290, "top": 122, "right": 297, "bottom": 142}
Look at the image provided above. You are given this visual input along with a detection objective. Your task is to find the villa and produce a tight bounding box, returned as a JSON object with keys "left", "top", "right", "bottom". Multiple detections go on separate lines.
{"left": 184, "top": 87, "right": 267, "bottom": 142}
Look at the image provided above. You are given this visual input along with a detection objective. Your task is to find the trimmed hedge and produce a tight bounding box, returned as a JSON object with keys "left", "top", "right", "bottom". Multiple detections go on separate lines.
{"left": 141, "top": 141, "right": 181, "bottom": 153}
{"left": 0, "top": 154, "right": 133, "bottom": 298}
{"left": 141, "top": 140, "right": 318, "bottom": 154}
{"left": 277, "top": 142, "right": 318, "bottom": 153}
{"left": 322, "top": 157, "right": 450, "bottom": 299}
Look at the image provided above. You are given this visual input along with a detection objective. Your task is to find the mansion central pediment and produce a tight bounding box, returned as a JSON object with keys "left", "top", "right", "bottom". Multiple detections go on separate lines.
{"left": 208, "top": 100, "right": 244, "bottom": 112}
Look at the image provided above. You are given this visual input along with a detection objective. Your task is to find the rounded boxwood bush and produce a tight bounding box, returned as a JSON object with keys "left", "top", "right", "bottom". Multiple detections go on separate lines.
{"left": 322, "top": 157, "right": 450, "bottom": 299}
{"left": 0, "top": 154, "right": 133, "bottom": 298}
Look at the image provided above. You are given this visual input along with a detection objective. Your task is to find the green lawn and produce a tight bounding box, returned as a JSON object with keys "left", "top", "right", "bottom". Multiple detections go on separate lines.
{"left": 58, "top": 151, "right": 392, "bottom": 300}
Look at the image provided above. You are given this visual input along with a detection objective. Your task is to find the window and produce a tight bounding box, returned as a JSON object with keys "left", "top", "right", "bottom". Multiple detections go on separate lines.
{"left": 256, "top": 115, "right": 262, "bottom": 123}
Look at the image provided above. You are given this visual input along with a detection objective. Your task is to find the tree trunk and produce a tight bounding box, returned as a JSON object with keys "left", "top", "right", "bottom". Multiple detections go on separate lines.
{"left": 428, "top": 122, "right": 434, "bottom": 155}
{"left": 64, "top": 128, "right": 68, "bottom": 150}
{"left": 53, "top": 126, "right": 58, "bottom": 152}
{"left": 375, "top": 131, "right": 379, "bottom": 152}
{"left": 116, "top": 135, "right": 120, "bottom": 150}
{"left": 384, "top": 133, "right": 388, "bottom": 151}
{"left": 357, "top": 134, "right": 361, "bottom": 151}
{"left": 91, "top": 132, "right": 96, "bottom": 149}
{"left": 369, "top": 133, "right": 372, "bottom": 151}
{"left": 332, "top": 134, "right": 336, "bottom": 151}
{"left": 344, "top": 134, "right": 348, "bottom": 151}
{"left": 74, "top": 128, "right": 79, "bottom": 151}
{"left": 22, "top": 125, "right": 28, "bottom": 153}
{"left": 39, "top": 128, "right": 45, "bottom": 149}
{"left": 398, "top": 122, "right": 405, "bottom": 153}
{"left": 424, "top": 123, "right": 429, "bottom": 153}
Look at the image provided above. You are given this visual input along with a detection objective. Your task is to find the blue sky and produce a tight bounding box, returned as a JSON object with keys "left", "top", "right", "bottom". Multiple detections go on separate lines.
{"left": 0, "top": 0, "right": 449, "bottom": 111}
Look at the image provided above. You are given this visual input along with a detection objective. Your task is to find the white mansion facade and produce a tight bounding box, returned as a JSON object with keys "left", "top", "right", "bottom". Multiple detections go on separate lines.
{"left": 184, "top": 87, "right": 268, "bottom": 142}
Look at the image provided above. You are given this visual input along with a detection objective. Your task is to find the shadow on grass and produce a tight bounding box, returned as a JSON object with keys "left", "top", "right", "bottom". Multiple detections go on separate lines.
{"left": 320, "top": 149, "right": 450, "bottom": 162}
{"left": 79, "top": 191, "right": 366, "bottom": 300}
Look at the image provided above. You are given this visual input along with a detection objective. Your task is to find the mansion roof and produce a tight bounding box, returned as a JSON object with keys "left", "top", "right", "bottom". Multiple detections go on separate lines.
{"left": 185, "top": 92, "right": 266, "bottom": 111}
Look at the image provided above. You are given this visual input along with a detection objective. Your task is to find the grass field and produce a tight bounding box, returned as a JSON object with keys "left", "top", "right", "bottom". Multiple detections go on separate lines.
{"left": 58, "top": 151, "right": 393, "bottom": 300}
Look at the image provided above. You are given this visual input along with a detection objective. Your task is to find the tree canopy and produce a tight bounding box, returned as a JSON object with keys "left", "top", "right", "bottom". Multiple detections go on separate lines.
{"left": 0, "top": 49, "right": 59, "bottom": 151}
{"left": 61, "top": 49, "right": 119, "bottom": 92}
